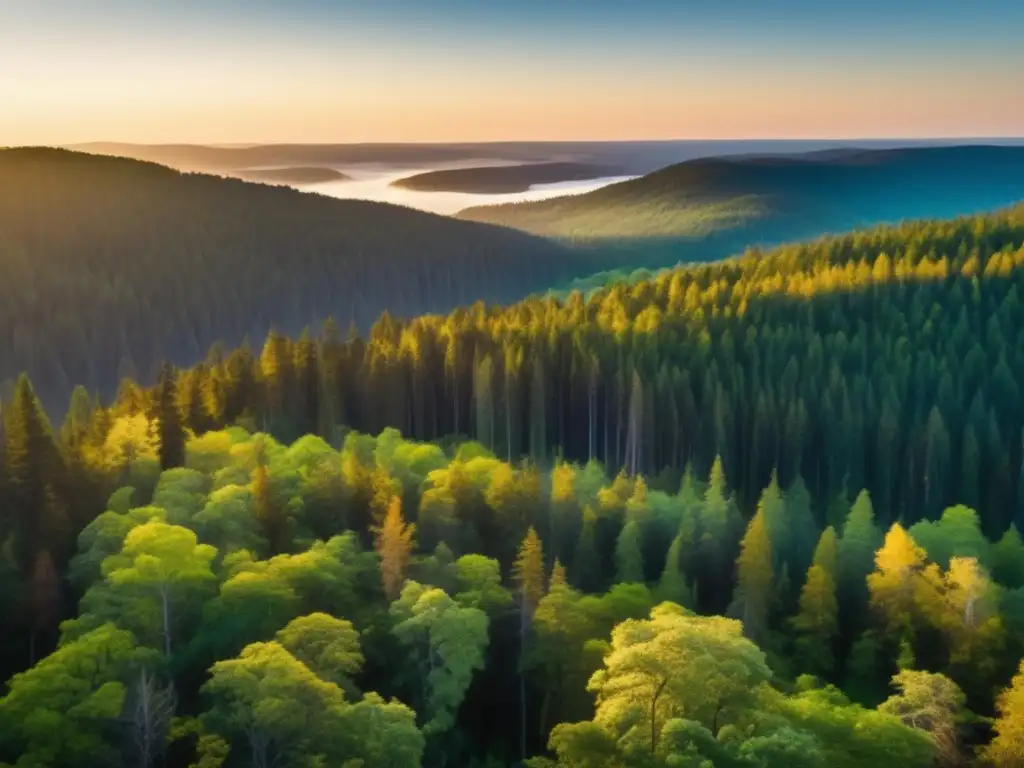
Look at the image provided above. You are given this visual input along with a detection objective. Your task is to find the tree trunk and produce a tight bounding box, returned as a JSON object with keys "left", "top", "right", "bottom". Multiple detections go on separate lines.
{"left": 650, "top": 678, "right": 667, "bottom": 753}
{"left": 519, "top": 610, "right": 528, "bottom": 761}
{"left": 160, "top": 585, "right": 171, "bottom": 657}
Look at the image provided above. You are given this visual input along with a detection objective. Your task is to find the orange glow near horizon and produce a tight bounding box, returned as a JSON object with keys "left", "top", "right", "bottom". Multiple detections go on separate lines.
{"left": 2, "top": 4, "right": 1022, "bottom": 147}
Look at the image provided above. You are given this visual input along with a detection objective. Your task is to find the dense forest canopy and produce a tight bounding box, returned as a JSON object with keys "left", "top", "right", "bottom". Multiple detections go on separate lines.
{"left": 1, "top": 422, "right": 1023, "bottom": 767}
{"left": 458, "top": 145, "right": 1024, "bottom": 265}
{"left": 0, "top": 148, "right": 587, "bottom": 413}
{"left": 3, "top": 204, "right": 1024, "bottom": 765}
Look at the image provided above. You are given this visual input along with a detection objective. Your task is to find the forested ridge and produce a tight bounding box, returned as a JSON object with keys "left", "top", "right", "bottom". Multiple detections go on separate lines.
{"left": 4, "top": 205, "right": 1024, "bottom": 765}
{"left": 0, "top": 148, "right": 583, "bottom": 414}
{"left": 458, "top": 145, "right": 1024, "bottom": 267}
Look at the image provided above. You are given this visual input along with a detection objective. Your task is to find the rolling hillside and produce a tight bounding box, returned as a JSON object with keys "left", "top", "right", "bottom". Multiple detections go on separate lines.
{"left": 0, "top": 148, "right": 584, "bottom": 412}
{"left": 458, "top": 145, "right": 1024, "bottom": 265}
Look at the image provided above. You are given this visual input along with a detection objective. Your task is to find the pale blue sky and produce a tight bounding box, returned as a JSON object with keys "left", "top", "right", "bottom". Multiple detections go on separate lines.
{"left": 1, "top": 0, "right": 1021, "bottom": 144}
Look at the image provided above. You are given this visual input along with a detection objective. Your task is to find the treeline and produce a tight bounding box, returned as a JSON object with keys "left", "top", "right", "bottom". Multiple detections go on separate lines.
{"left": 0, "top": 148, "right": 582, "bottom": 413}
{"left": 2, "top": 423, "right": 1023, "bottom": 767}
{"left": 35, "top": 204, "right": 1024, "bottom": 533}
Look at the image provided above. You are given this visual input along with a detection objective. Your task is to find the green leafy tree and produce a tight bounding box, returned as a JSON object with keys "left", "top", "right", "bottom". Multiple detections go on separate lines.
{"left": 587, "top": 603, "right": 771, "bottom": 751}
{"left": 879, "top": 670, "right": 968, "bottom": 767}
{"left": 0, "top": 624, "right": 140, "bottom": 767}
{"left": 200, "top": 640, "right": 344, "bottom": 768}
{"left": 72, "top": 522, "right": 217, "bottom": 656}
{"left": 390, "top": 581, "right": 489, "bottom": 737}
{"left": 275, "top": 612, "right": 364, "bottom": 695}
{"left": 454, "top": 554, "right": 513, "bottom": 614}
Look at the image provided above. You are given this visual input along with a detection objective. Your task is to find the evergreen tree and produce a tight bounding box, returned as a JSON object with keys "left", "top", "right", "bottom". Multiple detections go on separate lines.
{"left": 657, "top": 533, "right": 692, "bottom": 608}
{"left": 734, "top": 508, "right": 773, "bottom": 642}
{"left": 571, "top": 506, "right": 601, "bottom": 593}
{"left": 251, "top": 463, "right": 287, "bottom": 555}
{"left": 3, "top": 375, "right": 67, "bottom": 574}
{"left": 992, "top": 524, "right": 1024, "bottom": 589}
{"left": 838, "top": 490, "right": 882, "bottom": 618}
{"left": 614, "top": 519, "right": 645, "bottom": 584}
{"left": 791, "top": 527, "right": 840, "bottom": 676}
{"left": 513, "top": 527, "right": 545, "bottom": 760}
{"left": 155, "top": 363, "right": 185, "bottom": 471}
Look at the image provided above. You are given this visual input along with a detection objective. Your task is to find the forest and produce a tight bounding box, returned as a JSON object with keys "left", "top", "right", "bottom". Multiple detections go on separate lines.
{"left": 0, "top": 148, "right": 582, "bottom": 414}
{"left": 3, "top": 204, "right": 1024, "bottom": 766}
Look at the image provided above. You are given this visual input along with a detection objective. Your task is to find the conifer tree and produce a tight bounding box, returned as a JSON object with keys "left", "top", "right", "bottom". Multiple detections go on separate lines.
{"left": 4, "top": 375, "right": 67, "bottom": 574}
{"left": 513, "top": 527, "right": 545, "bottom": 761}
{"left": 992, "top": 524, "right": 1024, "bottom": 589}
{"left": 791, "top": 527, "right": 840, "bottom": 676}
{"left": 155, "top": 363, "right": 185, "bottom": 471}
{"left": 549, "top": 558, "right": 568, "bottom": 591}
{"left": 614, "top": 519, "right": 645, "bottom": 584}
{"left": 571, "top": 506, "right": 601, "bottom": 593}
{"left": 868, "top": 523, "right": 928, "bottom": 634}
{"left": 251, "top": 463, "right": 287, "bottom": 555}
{"left": 657, "top": 533, "right": 692, "bottom": 608}
{"left": 838, "top": 490, "right": 882, "bottom": 617}
{"left": 734, "top": 508, "right": 773, "bottom": 642}
{"left": 697, "top": 455, "right": 741, "bottom": 611}
{"left": 373, "top": 496, "right": 416, "bottom": 602}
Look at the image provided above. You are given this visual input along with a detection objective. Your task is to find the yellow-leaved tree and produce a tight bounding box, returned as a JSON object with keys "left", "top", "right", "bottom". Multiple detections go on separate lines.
{"left": 373, "top": 495, "right": 416, "bottom": 602}
{"left": 985, "top": 660, "right": 1024, "bottom": 766}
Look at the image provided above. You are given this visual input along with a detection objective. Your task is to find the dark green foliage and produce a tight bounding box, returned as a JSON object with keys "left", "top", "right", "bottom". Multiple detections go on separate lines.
{"left": 4, "top": 204, "right": 1024, "bottom": 766}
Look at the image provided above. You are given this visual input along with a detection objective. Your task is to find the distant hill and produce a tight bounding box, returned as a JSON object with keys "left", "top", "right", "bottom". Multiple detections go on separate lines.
{"left": 73, "top": 139, "right": 1009, "bottom": 177}
{"left": 457, "top": 145, "right": 1024, "bottom": 265}
{"left": 391, "top": 162, "right": 619, "bottom": 193}
{"left": 0, "top": 148, "right": 585, "bottom": 412}
{"left": 230, "top": 167, "right": 350, "bottom": 185}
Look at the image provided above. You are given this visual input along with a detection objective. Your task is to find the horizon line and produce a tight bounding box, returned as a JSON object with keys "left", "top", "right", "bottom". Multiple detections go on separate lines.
{"left": 54, "top": 136, "right": 1024, "bottom": 149}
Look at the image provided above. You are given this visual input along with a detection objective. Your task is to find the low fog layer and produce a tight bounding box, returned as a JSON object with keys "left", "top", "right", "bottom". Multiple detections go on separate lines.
{"left": 294, "top": 162, "right": 638, "bottom": 215}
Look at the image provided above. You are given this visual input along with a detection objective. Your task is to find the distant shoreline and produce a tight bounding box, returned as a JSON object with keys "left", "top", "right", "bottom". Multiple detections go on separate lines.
{"left": 228, "top": 167, "right": 350, "bottom": 184}
{"left": 391, "top": 162, "right": 621, "bottom": 193}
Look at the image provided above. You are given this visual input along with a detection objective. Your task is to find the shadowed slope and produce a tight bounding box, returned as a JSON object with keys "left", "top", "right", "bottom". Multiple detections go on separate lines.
{"left": 457, "top": 145, "right": 1024, "bottom": 265}
{"left": 0, "top": 148, "right": 584, "bottom": 411}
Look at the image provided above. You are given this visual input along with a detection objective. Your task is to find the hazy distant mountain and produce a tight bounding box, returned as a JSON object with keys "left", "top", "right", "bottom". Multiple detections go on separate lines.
{"left": 457, "top": 145, "right": 1024, "bottom": 265}
{"left": 391, "top": 162, "right": 620, "bottom": 193}
{"left": 0, "top": 148, "right": 585, "bottom": 412}
{"left": 72, "top": 139, "right": 1016, "bottom": 177}
{"left": 230, "top": 167, "right": 350, "bottom": 185}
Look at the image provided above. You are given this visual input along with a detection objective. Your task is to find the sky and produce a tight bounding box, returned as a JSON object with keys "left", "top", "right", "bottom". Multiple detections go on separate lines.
{"left": 1, "top": 0, "right": 1022, "bottom": 145}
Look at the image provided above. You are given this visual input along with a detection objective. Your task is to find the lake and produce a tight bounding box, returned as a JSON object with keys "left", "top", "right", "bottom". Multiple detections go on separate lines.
{"left": 292, "top": 161, "right": 637, "bottom": 215}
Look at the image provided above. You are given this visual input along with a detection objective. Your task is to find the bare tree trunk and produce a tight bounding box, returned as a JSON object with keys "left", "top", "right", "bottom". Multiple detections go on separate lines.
{"left": 124, "top": 667, "right": 177, "bottom": 768}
